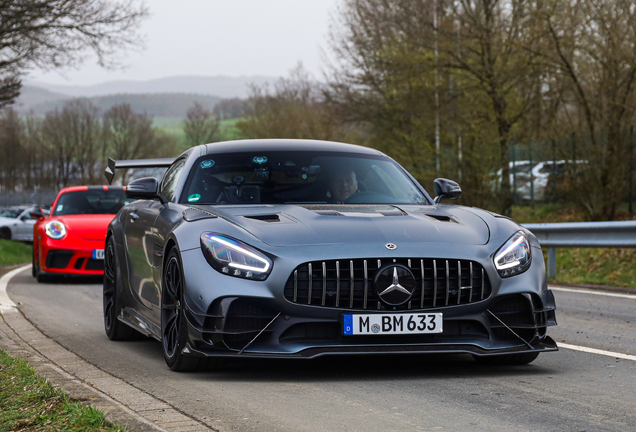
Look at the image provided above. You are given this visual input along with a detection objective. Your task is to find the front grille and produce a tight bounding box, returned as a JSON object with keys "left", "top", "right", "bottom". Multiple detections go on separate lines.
{"left": 85, "top": 258, "right": 104, "bottom": 270}
{"left": 284, "top": 258, "right": 492, "bottom": 310}
{"left": 223, "top": 299, "right": 278, "bottom": 348}
{"left": 46, "top": 250, "right": 73, "bottom": 269}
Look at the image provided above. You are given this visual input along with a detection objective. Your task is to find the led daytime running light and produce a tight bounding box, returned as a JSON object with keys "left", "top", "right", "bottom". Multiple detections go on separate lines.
{"left": 494, "top": 235, "right": 525, "bottom": 270}
{"left": 209, "top": 235, "right": 270, "bottom": 273}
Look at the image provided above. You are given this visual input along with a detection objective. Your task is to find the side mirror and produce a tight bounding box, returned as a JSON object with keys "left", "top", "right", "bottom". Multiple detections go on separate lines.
{"left": 30, "top": 208, "right": 45, "bottom": 219}
{"left": 126, "top": 177, "right": 162, "bottom": 201}
{"left": 433, "top": 178, "right": 462, "bottom": 204}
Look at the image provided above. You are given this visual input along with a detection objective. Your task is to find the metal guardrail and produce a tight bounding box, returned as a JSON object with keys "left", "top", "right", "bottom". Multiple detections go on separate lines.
{"left": 523, "top": 221, "right": 636, "bottom": 278}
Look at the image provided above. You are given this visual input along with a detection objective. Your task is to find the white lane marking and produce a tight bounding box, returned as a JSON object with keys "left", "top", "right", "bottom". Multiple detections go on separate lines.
{"left": 560, "top": 343, "right": 636, "bottom": 362}
{"left": 0, "top": 264, "right": 31, "bottom": 312}
{"left": 550, "top": 286, "right": 636, "bottom": 300}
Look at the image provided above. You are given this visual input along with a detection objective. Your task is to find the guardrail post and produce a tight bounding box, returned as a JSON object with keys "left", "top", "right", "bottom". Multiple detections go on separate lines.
{"left": 547, "top": 247, "right": 557, "bottom": 279}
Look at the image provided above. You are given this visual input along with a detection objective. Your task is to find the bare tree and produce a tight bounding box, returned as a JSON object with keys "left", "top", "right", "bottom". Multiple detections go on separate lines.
{"left": 237, "top": 64, "right": 353, "bottom": 142}
{"left": 103, "top": 103, "right": 156, "bottom": 183}
{"left": 327, "top": 0, "right": 545, "bottom": 216}
{"left": 183, "top": 102, "right": 219, "bottom": 146}
{"left": 533, "top": 0, "right": 636, "bottom": 220}
{"left": 0, "top": 108, "right": 24, "bottom": 192}
{"left": 41, "top": 99, "right": 100, "bottom": 187}
{"left": 0, "top": 0, "right": 147, "bottom": 108}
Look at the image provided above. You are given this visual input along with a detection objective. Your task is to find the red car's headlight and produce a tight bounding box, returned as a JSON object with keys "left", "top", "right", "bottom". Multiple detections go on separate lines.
{"left": 45, "top": 221, "right": 67, "bottom": 239}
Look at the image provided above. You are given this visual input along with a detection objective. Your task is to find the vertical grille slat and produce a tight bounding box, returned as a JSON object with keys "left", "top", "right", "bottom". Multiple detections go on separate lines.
{"left": 284, "top": 258, "right": 491, "bottom": 310}
{"left": 469, "top": 262, "right": 474, "bottom": 302}
{"left": 349, "top": 260, "right": 355, "bottom": 309}
{"left": 307, "top": 263, "right": 313, "bottom": 305}
{"left": 432, "top": 259, "right": 438, "bottom": 308}
{"left": 420, "top": 259, "right": 425, "bottom": 308}
{"left": 321, "top": 262, "right": 327, "bottom": 306}
{"left": 457, "top": 260, "right": 462, "bottom": 305}
{"left": 445, "top": 260, "right": 450, "bottom": 306}
{"left": 336, "top": 261, "right": 341, "bottom": 307}
{"left": 363, "top": 260, "right": 369, "bottom": 309}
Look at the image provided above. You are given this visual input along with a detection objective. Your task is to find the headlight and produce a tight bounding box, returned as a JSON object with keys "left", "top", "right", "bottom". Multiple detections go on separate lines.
{"left": 494, "top": 231, "right": 531, "bottom": 277}
{"left": 45, "top": 221, "right": 67, "bottom": 239}
{"left": 200, "top": 232, "right": 272, "bottom": 280}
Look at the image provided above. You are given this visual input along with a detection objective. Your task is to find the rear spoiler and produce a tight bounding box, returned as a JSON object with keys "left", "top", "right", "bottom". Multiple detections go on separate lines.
{"left": 104, "top": 157, "right": 175, "bottom": 185}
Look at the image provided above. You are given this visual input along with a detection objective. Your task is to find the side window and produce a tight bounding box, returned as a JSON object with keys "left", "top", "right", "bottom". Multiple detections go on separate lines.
{"left": 160, "top": 158, "right": 187, "bottom": 202}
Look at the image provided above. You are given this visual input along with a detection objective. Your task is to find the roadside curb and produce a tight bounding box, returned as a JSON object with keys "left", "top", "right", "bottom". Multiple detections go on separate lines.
{"left": 0, "top": 265, "right": 214, "bottom": 432}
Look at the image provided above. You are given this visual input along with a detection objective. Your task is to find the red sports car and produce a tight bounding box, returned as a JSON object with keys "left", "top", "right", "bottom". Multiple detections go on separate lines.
{"left": 32, "top": 186, "right": 131, "bottom": 282}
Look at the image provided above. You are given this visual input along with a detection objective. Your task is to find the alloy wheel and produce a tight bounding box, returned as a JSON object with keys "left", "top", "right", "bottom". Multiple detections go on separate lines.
{"left": 162, "top": 256, "right": 183, "bottom": 359}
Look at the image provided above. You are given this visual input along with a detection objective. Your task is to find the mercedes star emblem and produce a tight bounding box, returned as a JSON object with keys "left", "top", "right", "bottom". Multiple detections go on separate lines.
{"left": 385, "top": 243, "right": 397, "bottom": 250}
{"left": 374, "top": 264, "right": 415, "bottom": 306}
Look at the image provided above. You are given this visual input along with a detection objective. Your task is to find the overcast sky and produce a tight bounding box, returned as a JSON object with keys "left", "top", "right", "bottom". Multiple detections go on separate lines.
{"left": 30, "top": 0, "right": 340, "bottom": 86}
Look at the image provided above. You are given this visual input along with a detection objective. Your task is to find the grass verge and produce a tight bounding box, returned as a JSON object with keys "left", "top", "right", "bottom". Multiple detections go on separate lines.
{"left": 0, "top": 349, "right": 126, "bottom": 431}
{"left": 513, "top": 204, "right": 636, "bottom": 287}
{"left": 0, "top": 239, "right": 32, "bottom": 266}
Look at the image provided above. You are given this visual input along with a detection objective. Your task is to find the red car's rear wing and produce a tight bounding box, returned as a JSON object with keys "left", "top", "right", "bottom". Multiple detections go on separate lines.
{"left": 104, "top": 157, "right": 175, "bottom": 185}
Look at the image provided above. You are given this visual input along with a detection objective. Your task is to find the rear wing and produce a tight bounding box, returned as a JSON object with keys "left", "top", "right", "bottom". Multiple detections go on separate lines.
{"left": 104, "top": 157, "right": 175, "bottom": 185}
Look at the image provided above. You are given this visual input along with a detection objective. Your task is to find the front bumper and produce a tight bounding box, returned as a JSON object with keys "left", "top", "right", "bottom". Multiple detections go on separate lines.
{"left": 38, "top": 236, "right": 105, "bottom": 275}
{"left": 178, "top": 244, "right": 558, "bottom": 359}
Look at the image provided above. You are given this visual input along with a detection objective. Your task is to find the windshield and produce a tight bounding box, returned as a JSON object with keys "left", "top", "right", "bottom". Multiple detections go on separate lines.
{"left": 0, "top": 210, "right": 20, "bottom": 218}
{"left": 180, "top": 152, "right": 428, "bottom": 205}
{"left": 53, "top": 189, "right": 132, "bottom": 216}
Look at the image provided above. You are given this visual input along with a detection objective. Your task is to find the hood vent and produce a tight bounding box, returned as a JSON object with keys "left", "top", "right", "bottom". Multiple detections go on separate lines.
{"left": 244, "top": 214, "right": 281, "bottom": 223}
{"left": 426, "top": 214, "right": 456, "bottom": 223}
{"left": 314, "top": 210, "right": 343, "bottom": 216}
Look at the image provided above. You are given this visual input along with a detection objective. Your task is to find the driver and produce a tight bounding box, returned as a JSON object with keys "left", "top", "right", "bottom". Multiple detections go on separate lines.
{"left": 328, "top": 168, "right": 358, "bottom": 203}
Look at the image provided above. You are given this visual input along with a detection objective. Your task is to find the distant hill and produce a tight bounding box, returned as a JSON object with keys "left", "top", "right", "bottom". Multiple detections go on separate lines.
{"left": 12, "top": 85, "right": 69, "bottom": 112}
{"left": 24, "top": 75, "right": 275, "bottom": 99}
{"left": 19, "top": 92, "right": 222, "bottom": 117}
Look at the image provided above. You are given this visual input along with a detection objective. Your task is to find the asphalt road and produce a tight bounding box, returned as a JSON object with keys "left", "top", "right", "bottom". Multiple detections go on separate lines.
{"left": 7, "top": 271, "right": 636, "bottom": 432}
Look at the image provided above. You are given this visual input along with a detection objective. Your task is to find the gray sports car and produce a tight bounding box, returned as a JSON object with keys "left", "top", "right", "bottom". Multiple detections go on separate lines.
{"left": 103, "top": 139, "right": 557, "bottom": 371}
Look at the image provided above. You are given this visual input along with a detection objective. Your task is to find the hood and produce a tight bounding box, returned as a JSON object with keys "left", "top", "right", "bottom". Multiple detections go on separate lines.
{"left": 0, "top": 216, "right": 19, "bottom": 225}
{"left": 193, "top": 204, "right": 490, "bottom": 247}
{"left": 52, "top": 214, "right": 116, "bottom": 241}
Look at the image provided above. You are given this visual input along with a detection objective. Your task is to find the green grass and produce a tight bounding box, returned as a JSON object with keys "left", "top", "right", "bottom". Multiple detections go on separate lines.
{"left": 0, "top": 239, "right": 32, "bottom": 266}
{"left": 513, "top": 204, "right": 636, "bottom": 287}
{"left": 0, "top": 350, "right": 126, "bottom": 431}
{"left": 546, "top": 248, "right": 636, "bottom": 287}
{"left": 154, "top": 117, "right": 243, "bottom": 149}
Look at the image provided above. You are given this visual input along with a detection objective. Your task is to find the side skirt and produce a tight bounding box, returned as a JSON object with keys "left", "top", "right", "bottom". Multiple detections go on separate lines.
{"left": 119, "top": 307, "right": 161, "bottom": 341}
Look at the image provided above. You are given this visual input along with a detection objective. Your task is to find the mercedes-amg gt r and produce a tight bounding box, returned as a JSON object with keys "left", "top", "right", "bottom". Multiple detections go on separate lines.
{"left": 103, "top": 139, "right": 557, "bottom": 371}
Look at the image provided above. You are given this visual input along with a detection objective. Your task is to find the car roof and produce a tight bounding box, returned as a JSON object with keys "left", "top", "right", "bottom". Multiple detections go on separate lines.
{"left": 204, "top": 139, "right": 385, "bottom": 156}
{"left": 57, "top": 185, "right": 125, "bottom": 194}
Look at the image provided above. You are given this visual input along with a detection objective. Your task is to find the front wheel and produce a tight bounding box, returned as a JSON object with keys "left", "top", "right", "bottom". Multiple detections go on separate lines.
{"left": 472, "top": 352, "right": 539, "bottom": 365}
{"left": 103, "top": 237, "right": 137, "bottom": 341}
{"left": 161, "top": 248, "right": 216, "bottom": 372}
{"left": 0, "top": 227, "right": 11, "bottom": 240}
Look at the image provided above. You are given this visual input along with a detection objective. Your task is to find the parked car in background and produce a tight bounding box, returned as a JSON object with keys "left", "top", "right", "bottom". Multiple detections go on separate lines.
{"left": 530, "top": 160, "right": 588, "bottom": 201}
{"left": 0, "top": 207, "right": 41, "bottom": 241}
{"left": 493, "top": 161, "right": 536, "bottom": 201}
{"left": 32, "top": 186, "right": 132, "bottom": 282}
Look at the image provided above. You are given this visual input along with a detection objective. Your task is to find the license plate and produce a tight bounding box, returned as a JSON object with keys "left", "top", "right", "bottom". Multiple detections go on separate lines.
{"left": 92, "top": 249, "right": 105, "bottom": 260}
{"left": 343, "top": 313, "right": 443, "bottom": 335}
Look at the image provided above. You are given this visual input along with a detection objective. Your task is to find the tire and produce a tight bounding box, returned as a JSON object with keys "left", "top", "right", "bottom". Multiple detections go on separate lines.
{"left": 161, "top": 248, "right": 217, "bottom": 372}
{"left": 472, "top": 352, "right": 540, "bottom": 365}
{"left": 103, "top": 237, "right": 137, "bottom": 341}
{"left": 32, "top": 250, "right": 36, "bottom": 277}
{"left": 0, "top": 227, "right": 11, "bottom": 240}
